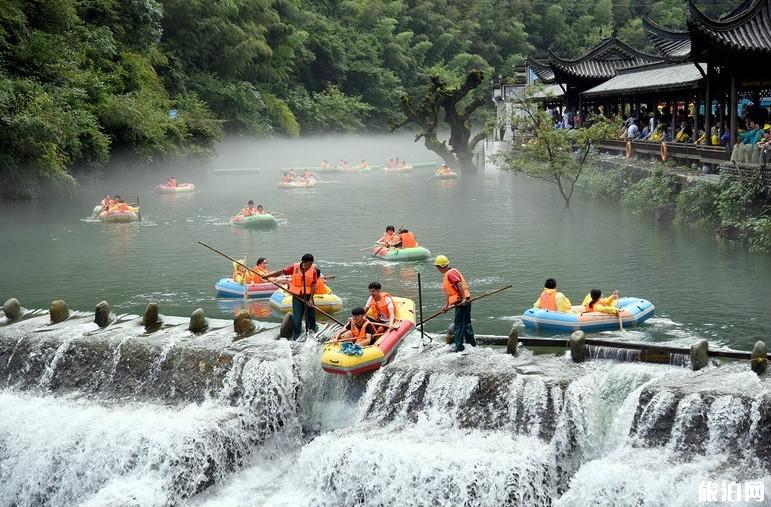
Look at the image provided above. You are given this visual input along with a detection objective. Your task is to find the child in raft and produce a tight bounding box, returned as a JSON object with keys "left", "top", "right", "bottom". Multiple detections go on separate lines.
{"left": 581, "top": 289, "right": 620, "bottom": 315}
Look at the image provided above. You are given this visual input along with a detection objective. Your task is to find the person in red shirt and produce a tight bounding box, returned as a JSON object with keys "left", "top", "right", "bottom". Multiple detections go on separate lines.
{"left": 434, "top": 254, "right": 475, "bottom": 353}
{"left": 265, "top": 253, "right": 321, "bottom": 339}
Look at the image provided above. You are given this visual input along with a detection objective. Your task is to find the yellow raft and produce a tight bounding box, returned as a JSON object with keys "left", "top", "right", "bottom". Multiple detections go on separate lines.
{"left": 321, "top": 297, "right": 416, "bottom": 376}
{"left": 269, "top": 285, "right": 343, "bottom": 313}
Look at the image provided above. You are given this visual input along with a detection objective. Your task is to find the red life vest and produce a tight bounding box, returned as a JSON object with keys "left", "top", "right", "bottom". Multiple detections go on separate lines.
{"left": 443, "top": 268, "right": 470, "bottom": 305}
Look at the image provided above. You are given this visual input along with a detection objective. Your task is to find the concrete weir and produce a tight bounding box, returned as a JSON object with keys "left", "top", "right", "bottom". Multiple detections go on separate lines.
{"left": 0, "top": 304, "right": 285, "bottom": 403}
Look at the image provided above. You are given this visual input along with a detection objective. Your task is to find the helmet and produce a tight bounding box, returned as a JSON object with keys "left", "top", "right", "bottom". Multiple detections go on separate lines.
{"left": 433, "top": 255, "right": 449, "bottom": 267}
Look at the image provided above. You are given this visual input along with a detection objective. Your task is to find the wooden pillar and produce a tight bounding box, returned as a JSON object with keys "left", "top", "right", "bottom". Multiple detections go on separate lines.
{"left": 730, "top": 74, "right": 737, "bottom": 147}
{"left": 704, "top": 68, "right": 712, "bottom": 145}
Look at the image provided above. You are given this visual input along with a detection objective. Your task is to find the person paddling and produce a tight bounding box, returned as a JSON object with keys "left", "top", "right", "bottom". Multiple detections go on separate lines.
{"left": 329, "top": 307, "right": 377, "bottom": 346}
{"left": 582, "top": 289, "right": 620, "bottom": 315}
{"left": 363, "top": 281, "right": 396, "bottom": 332}
{"left": 434, "top": 255, "right": 476, "bottom": 353}
{"left": 265, "top": 253, "right": 322, "bottom": 340}
{"left": 375, "top": 225, "right": 398, "bottom": 248}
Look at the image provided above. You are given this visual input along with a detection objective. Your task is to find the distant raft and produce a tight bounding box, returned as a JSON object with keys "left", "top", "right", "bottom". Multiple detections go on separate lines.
{"left": 371, "top": 245, "right": 431, "bottom": 261}
{"left": 384, "top": 164, "right": 413, "bottom": 173}
{"left": 522, "top": 297, "right": 655, "bottom": 332}
{"left": 93, "top": 204, "right": 140, "bottom": 223}
{"left": 432, "top": 169, "right": 458, "bottom": 179}
{"left": 277, "top": 179, "right": 317, "bottom": 189}
{"left": 154, "top": 183, "right": 195, "bottom": 193}
{"left": 229, "top": 213, "right": 278, "bottom": 228}
{"left": 269, "top": 286, "right": 343, "bottom": 313}
{"left": 321, "top": 297, "right": 416, "bottom": 376}
{"left": 215, "top": 278, "right": 281, "bottom": 298}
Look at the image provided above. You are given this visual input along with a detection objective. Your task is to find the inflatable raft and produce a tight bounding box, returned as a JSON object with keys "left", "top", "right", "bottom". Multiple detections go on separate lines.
{"left": 215, "top": 277, "right": 283, "bottom": 298}
{"left": 433, "top": 170, "right": 458, "bottom": 179}
{"left": 278, "top": 179, "right": 317, "bottom": 189}
{"left": 522, "top": 297, "right": 655, "bottom": 332}
{"left": 321, "top": 297, "right": 416, "bottom": 376}
{"left": 154, "top": 183, "right": 195, "bottom": 193}
{"left": 269, "top": 286, "right": 343, "bottom": 313}
{"left": 372, "top": 245, "right": 431, "bottom": 261}
{"left": 94, "top": 204, "right": 140, "bottom": 223}
{"left": 384, "top": 164, "right": 413, "bottom": 173}
{"left": 229, "top": 213, "right": 278, "bottom": 227}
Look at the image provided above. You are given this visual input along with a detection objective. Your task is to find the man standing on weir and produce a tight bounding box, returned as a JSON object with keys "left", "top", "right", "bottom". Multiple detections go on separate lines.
{"left": 266, "top": 253, "right": 321, "bottom": 339}
{"left": 434, "top": 255, "right": 476, "bottom": 352}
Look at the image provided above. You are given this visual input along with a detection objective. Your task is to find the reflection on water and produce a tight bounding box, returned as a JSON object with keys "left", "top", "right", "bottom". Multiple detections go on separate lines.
{"left": 2, "top": 136, "right": 771, "bottom": 351}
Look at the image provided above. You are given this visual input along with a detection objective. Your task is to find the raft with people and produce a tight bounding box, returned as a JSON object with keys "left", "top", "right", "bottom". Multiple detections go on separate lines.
{"left": 371, "top": 245, "right": 431, "bottom": 261}
{"left": 277, "top": 178, "right": 317, "bottom": 189}
{"left": 321, "top": 297, "right": 416, "bottom": 376}
{"left": 521, "top": 297, "right": 655, "bottom": 332}
{"left": 269, "top": 285, "right": 343, "bottom": 313}
{"left": 384, "top": 164, "right": 413, "bottom": 173}
{"left": 154, "top": 182, "right": 195, "bottom": 193}
{"left": 215, "top": 278, "right": 281, "bottom": 298}
{"left": 432, "top": 165, "right": 458, "bottom": 179}
{"left": 229, "top": 213, "right": 278, "bottom": 227}
{"left": 92, "top": 198, "right": 140, "bottom": 223}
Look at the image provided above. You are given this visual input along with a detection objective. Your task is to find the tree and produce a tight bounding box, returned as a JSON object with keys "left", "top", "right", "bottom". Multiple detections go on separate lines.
{"left": 396, "top": 70, "right": 490, "bottom": 173}
{"left": 500, "top": 87, "right": 619, "bottom": 207}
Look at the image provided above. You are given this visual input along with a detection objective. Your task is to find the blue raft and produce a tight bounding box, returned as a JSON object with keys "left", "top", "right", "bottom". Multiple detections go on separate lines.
{"left": 522, "top": 297, "right": 655, "bottom": 332}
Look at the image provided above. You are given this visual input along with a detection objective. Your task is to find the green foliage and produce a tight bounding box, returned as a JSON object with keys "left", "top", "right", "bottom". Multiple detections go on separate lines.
{"left": 0, "top": 0, "right": 735, "bottom": 199}
{"left": 623, "top": 168, "right": 677, "bottom": 217}
{"left": 503, "top": 88, "right": 620, "bottom": 206}
{"left": 576, "top": 166, "right": 629, "bottom": 201}
{"left": 674, "top": 181, "right": 720, "bottom": 229}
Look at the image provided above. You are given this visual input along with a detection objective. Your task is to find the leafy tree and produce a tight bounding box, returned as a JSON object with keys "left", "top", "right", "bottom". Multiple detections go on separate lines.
{"left": 501, "top": 87, "right": 619, "bottom": 207}
{"left": 397, "top": 70, "right": 490, "bottom": 173}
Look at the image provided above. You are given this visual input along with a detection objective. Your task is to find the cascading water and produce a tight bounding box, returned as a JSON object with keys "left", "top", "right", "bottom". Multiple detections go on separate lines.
{"left": 1, "top": 315, "right": 769, "bottom": 506}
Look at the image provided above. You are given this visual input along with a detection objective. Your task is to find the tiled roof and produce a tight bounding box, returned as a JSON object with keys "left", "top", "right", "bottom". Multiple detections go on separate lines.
{"left": 526, "top": 56, "right": 555, "bottom": 83}
{"left": 582, "top": 62, "right": 704, "bottom": 98}
{"left": 687, "top": 0, "right": 771, "bottom": 54}
{"left": 642, "top": 18, "right": 692, "bottom": 61}
{"left": 548, "top": 37, "right": 662, "bottom": 80}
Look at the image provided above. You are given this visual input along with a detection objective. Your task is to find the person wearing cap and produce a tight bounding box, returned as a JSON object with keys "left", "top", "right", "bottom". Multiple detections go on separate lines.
{"left": 329, "top": 307, "right": 377, "bottom": 346}
{"left": 434, "top": 255, "right": 475, "bottom": 353}
{"left": 265, "top": 253, "right": 322, "bottom": 339}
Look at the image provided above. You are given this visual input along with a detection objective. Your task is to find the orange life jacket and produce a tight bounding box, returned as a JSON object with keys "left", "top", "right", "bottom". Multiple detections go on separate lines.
{"left": 443, "top": 268, "right": 470, "bottom": 305}
{"left": 538, "top": 290, "right": 557, "bottom": 311}
{"left": 400, "top": 231, "right": 417, "bottom": 248}
{"left": 241, "top": 207, "right": 255, "bottom": 216}
{"left": 115, "top": 202, "right": 130, "bottom": 211}
{"left": 370, "top": 292, "right": 393, "bottom": 320}
{"left": 349, "top": 318, "right": 374, "bottom": 345}
{"left": 246, "top": 267, "right": 268, "bottom": 284}
{"left": 290, "top": 263, "right": 318, "bottom": 295}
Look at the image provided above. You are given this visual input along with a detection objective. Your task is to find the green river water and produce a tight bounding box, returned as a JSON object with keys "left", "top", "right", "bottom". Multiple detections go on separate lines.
{"left": 2, "top": 135, "right": 770, "bottom": 351}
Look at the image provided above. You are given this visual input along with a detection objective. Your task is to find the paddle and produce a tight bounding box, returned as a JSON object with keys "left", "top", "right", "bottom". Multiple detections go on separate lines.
{"left": 197, "top": 241, "right": 345, "bottom": 326}
{"left": 416, "top": 285, "right": 513, "bottom": 328}
{"left": 136, "top": 195, "right": 142, "bottom": 221}
{"left": 418, "top": 272, "right": 427, "bottom": 343}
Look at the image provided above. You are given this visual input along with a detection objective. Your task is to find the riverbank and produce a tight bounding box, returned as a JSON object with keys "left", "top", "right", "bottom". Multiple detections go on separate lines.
{"left": 578, "top": 154, "right": 771, "bottom": 253}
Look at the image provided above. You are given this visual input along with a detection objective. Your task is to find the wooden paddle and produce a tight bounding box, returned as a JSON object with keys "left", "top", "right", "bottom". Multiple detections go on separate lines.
{"left": 198, "top": 242, "right": 345, "bottom": 326}
{"left": 416, "top": 285, "right": 513, "bottom": 328}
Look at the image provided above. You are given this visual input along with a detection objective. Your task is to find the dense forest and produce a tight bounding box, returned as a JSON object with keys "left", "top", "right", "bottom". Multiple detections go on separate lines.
{"left": 0, "top": 0, "right": 739, "bottom": 198}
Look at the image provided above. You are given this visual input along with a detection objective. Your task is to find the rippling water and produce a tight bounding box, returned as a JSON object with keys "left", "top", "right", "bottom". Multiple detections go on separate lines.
{"left": 2, "top": 136, "right": 770, "bottom": 351}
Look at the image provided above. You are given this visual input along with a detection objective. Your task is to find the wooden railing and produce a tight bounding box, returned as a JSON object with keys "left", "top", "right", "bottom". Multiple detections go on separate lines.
{"left": 596, "top": 139, "right": 730, "bottom": 165}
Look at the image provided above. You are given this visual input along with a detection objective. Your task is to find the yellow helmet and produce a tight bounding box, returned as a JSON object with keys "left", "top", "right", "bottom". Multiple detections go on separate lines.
{"left": 434, "top": 255, "right": 449, "bottom": 267}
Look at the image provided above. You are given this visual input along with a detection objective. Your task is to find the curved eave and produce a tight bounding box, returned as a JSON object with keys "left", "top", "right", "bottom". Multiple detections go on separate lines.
{"left": 686, "top": 0, "right": 771, "bottom": 54}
